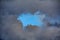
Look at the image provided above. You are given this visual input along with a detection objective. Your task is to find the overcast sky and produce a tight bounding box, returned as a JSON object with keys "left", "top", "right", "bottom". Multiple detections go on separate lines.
{"left": 1, "top": 0, "right": 59, "bottom": 17}
{"left": 0, "top": 0, "right": 60, "bottom": 40}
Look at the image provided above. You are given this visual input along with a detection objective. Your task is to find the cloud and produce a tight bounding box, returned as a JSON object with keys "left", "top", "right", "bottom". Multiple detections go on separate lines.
{"left": 0, "top": 14, "right": 60, "bottom": 40}
{"left": 1, "top": 0, "right": 59, "bottom": 16}
{"left": 0, "top": 0, "right": 60, "bottom": 40}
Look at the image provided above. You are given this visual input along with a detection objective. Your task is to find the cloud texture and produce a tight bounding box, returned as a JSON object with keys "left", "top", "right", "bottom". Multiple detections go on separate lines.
{"left": 0, "top": 0, "right": 60, "bottom": 40}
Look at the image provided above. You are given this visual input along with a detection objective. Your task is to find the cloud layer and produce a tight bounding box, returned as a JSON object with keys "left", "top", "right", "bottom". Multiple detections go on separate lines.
{"left": 1, "top": 0, "right": 60, "bottom": 16}
{"left": 0, "top": 13, "right": 60, "bottom": 40}
{"left": 0, "top": 0, "right": 60, "bottom": 40}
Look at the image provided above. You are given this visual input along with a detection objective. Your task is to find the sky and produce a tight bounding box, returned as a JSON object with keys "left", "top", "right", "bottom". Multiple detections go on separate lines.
{"left": 0, "top": 0, "right": 60, "bottom": 40}
{"left": 17, "top": 10, "right": 60, "bottom": 29}
{"left": 1, "top": 0, "right": 59, "bottom": 16}
{"left": 17, "top": 11, "right": 46, "bottom": 28}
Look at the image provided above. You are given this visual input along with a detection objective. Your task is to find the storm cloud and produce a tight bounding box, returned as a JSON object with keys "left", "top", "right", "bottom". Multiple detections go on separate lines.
{"left": 0, "top": 0, "right": 60, "bottom": 40}
{"left": 1, "top": 0, "right": 60, "bottom": 16}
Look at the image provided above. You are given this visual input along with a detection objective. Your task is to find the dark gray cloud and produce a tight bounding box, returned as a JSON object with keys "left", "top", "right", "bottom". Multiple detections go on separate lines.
{"left": 0, "top": 14, "right": 60, "bottom": 40}
{"left": 1, "top": 0, "right": 60, "bottom": 16}
{"left": 0, "top": 0, "right": 60, "bottom": 40}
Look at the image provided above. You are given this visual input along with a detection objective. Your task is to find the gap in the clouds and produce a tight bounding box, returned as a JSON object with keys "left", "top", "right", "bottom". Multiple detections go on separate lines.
{"left": 17, "top": 11, "right": 46, "bottom": 29}
{"left": 17, "top": 11, "right": 60, "bottom": 29}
